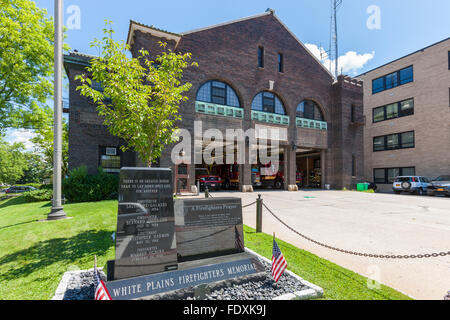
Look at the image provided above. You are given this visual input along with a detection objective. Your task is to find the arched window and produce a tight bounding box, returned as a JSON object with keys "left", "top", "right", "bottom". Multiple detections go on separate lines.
{"left": 251, "top": 91, "right": 286, "bottom": 115}
{"left": 196, "top": 80, "right": 241, "bottom": 107}
{"left": 296, "top": 100, "right": 324, "bottom": 121}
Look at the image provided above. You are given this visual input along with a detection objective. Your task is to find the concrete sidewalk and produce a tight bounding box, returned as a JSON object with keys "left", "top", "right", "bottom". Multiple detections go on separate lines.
{"left": 203, "top": 190, "right": 450, "bottom": 300}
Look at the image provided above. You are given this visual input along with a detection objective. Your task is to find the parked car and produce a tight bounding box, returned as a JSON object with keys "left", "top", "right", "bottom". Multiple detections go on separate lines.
{"left": 427, "top": 175, "right": 450, "bottom": 197}
{"left": 5, "top": 186, "right": 37, "bottom": 194}
{"left": 199, "top": 176, "right": 222, "bottom": 191}
{"left": 392, "top": 176, "right": 430, "bottom": 195}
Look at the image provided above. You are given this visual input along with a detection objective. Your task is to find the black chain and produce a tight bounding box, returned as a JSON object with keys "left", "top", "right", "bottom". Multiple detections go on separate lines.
{"left": 242, "top": 201, "right": 257, "bottom": 208}
{"left": 262, "top": 203, "right": 450, "bottom": 259}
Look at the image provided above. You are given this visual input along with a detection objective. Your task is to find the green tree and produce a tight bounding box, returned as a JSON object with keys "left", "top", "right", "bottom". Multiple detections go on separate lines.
{"left": 0, "top": 138, "right": 28, "bottom": 185}
{"left": 76, "top": 22, "right": 197, "bottom": 167}
{"left": 17, "top": 152, "right": 50, "bottom": 184}
{"left": 30, "top": 111, "right": 69, "bottom": 178}
{"left": 0, "top": 0, "right": 55, "bottom": 130}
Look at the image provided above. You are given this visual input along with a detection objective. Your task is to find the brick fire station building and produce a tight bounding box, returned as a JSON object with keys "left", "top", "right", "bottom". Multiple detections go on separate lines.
{"left": 64, "top": 10, "right": 364, "bottom": 192}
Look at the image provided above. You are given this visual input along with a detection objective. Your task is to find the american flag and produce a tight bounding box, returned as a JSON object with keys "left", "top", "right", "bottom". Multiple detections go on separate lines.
{"left": 94, "top": 264, "right": 112, "bottom": 300}
{"left": 272, "top": 238, "right": 287, "bottom": 283}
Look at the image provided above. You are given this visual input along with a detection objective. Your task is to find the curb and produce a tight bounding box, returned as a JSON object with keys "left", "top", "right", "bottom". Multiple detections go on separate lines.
{"left": 244, "top": 247, "right": 324, "bottom": 300}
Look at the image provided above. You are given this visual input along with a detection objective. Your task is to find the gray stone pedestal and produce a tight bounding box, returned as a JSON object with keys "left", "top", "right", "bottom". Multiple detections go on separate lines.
{"left": 47, "top": 206, "right": 68, "bottom": 220}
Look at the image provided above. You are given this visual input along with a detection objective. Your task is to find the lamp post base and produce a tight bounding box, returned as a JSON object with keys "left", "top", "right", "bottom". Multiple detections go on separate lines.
{"left": 47, "top": 206, "right": 68, "bottom": 220}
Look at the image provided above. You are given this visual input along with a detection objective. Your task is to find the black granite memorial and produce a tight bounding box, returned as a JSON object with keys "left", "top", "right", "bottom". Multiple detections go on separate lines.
{"left": 108, "top": 167, "right": 178, "bottom": 280}
{"left": 105, "top": 168, "right": 265, "bottom": 299}
{"left": 175, "top": 198, "right": 244, "bottom": 261}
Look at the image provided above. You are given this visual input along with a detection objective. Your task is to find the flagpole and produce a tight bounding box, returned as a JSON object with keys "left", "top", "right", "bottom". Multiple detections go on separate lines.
{"left": 47, "top": 0, "right": 67, "bottom": 220}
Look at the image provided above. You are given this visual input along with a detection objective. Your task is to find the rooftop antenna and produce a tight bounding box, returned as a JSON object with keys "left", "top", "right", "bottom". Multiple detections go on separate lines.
{"left": 319, "top": 43, "right": 330, "bottom": 61}
{"left": 329, "top": 0, "right": 342, "bottom": 79}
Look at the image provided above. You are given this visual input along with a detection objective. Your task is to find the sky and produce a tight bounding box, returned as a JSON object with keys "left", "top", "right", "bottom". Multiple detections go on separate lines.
{"left": 6, "top": 0, "right": 450, "bottom": 149}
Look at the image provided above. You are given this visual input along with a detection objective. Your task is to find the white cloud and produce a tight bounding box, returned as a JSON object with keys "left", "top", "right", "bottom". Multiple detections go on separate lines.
{"left": 4, "top": 129, "right": 37, "bottom": 151}
{"left": 305, "top": 43, "right": 374, "bottom": 75}
{"left": 338, "top": 51, "right": 375, "bottom": 74}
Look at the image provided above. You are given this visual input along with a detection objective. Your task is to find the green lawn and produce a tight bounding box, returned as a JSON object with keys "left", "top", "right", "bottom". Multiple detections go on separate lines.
{"left": 0, "top": 197, "right": 412, "bottom": 300}
{"left": 244, "top": 227, "right": 411, "bottom": 300}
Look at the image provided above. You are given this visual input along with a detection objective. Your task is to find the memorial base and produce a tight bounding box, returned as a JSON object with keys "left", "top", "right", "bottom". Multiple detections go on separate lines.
{"left": 105, "top": 251, "right": 265, "bottom": 300}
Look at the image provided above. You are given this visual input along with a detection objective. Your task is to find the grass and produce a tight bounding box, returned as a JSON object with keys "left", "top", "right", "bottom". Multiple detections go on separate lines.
{"left": 0, "top": 197, "right": 117, "bottom": 300}
{"left": 0, "top": 197, "right": 412, "bottom": 300}
{"left": 243, "top": 226, "right": 411, "bottom": 300}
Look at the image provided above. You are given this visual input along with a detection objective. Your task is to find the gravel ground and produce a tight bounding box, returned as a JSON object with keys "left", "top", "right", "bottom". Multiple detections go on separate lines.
{"left": 62, "top": 258, "right": 309, "bottom": 300}
{"left": 194, "top": 260, "right": 308, "bottom": 300}
{"left": 62, "top": 270, "right": 107, "bottom": 300}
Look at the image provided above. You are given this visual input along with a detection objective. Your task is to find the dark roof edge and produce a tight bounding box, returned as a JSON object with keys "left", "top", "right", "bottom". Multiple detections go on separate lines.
{"left": 181, "top": 11, "right": 272, "bottom": 35}
{"left": 127, "top": 20, "right": 182, "bottom": 48}
{"left": 356, "top": 37, "right": 450, "bottom": 78}
{"left": 63, "top": 53, "right": 94, "bottom": 77}
{"left": 130, "top": 20, "right": 181, "bottom": 37}
{"left": 64, "top": 52, "right": 94, "bottom": 65}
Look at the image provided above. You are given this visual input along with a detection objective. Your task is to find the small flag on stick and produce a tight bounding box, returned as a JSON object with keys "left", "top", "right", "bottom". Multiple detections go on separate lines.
{"left": 272, "top": 233, "right": 287, "bottom": 282}
{"left": 94, "top": 255, "right": 112, "bottom": 300}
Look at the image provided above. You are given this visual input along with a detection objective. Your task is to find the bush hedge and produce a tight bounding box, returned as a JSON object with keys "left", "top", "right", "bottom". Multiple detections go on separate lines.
{"left": 21, "top": 189, "right": 53, "bottom": 203}
{"left": 62, "top": 166, "right": 119, "bottom": 203}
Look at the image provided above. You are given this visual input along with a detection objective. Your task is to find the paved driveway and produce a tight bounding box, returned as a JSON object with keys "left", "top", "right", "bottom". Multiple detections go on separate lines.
{"left": 202, "top": 190, "right": 450, "bottom": 300}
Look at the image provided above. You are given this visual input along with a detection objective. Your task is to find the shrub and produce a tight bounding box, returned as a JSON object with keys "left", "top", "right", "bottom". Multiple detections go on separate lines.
{"left": 21, "top": 189, "right": 53, "bottom": 203}
{"left": 62, "top": 166, "right": 119, "bottom": 203}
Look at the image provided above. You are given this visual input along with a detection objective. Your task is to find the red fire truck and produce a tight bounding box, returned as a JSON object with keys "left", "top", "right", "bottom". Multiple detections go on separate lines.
{"left": 255, "top": 162, "right": 284, "bottom": 189}
{"left": 217, "top": 164, "right": 240, "bottom": 189}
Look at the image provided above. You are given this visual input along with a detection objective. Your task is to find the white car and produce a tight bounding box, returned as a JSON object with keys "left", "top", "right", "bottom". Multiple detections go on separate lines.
{"left": 392, "top": 176, "right": 430, "bottom": 195}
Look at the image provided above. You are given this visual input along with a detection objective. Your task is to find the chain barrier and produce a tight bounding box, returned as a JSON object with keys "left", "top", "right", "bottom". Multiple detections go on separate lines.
{"left": 242, "top": 201, "right": 257, "bottom": 208}
{"left": 204, "top": 187, "right": 213, "bottom": 198}
{"left": 262, "top": 202, "right": 450, "bottom": 259}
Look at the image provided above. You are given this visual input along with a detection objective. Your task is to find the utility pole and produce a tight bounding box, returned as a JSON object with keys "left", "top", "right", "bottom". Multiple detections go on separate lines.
{"left": 47, "top": 0, "right": 67, "bottom": 220}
